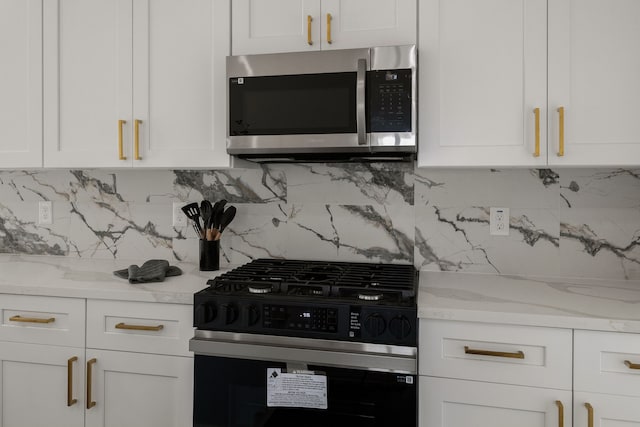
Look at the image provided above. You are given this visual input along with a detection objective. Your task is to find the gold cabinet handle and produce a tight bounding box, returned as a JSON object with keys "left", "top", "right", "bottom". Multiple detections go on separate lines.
{"left": 115, "top": 322, "right": 164, "bottom": 332}
{"left": 533, "top": 107, "right": 540, "bottom": 157}
{"left": 555, "top": 400, "right": 564, "bottom": 427}
{"left": 87, "top": 358, "right": 97, "bottom": 409}
{"left": 118, "top": 120, "right": 127, "bottom": 160}
{"left": 585, "top": 403, "right": 593, "bottom": 427}
{"left": 307, "top": 15, "right": 313, "bottom": 45}
{"left": 557, "top": 106, "right": 565, "bottom": 156}
{"left": 9, "top": 315, "right": 55, "bottom": 324}
{"left": 67, "top": 356, "right": 78, "bottom": 407}
{"left": 134, "top": 119, "right": 142, "bottom": 160}
{"left": 327, "top": 13, "right": 332, "bottom": 44}
{"left": 464, "top": 346, "right": 525, "bottom": 359}
{"left": 624, "top": 360, "right": 640, "bottom": 370}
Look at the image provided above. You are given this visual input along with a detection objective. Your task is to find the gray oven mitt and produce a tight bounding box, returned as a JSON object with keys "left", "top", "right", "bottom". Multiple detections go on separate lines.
{"left": 113, "top": 259, "right": 182, "bottom": 284}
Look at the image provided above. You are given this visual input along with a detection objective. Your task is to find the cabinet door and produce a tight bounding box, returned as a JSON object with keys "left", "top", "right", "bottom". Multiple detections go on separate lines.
{"left": 43, "top": 0, "right": 133, "bottom": 168}
{"left": 548, "top": 0, "right": 640, "bottom": 166}
{"left": 0, "top": 0, "right": 42, "bottom": 168}
{"left": 84, "top": 349, "right": 192, "bottom": 427}
{"left": 575, "top": 392, "right": 640, "bottom": 426}
{"left": 232, "top": 0, "right": 321, "bottom": 54}
{"left": 418, "top": 0, "right": 547, "bottom": 167}
{"left": 320, "top": 0, "right": 416, "bottom": 50}
{"left": 0, "top": 342, "right": 84, "bottom": 427}
{"left": 420, "top": 377, "right": 571, "bottom": 427}
{"left": 132, "top": 0, "right": 229, "bottom": 168}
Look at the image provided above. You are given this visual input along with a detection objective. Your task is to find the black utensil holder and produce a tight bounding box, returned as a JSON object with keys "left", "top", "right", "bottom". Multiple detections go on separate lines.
{"left": 199, "top": 239, "right": 219, "bottom": 271}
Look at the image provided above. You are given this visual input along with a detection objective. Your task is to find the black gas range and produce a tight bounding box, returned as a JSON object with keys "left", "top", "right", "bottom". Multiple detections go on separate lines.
{"left": 193, "top": 258, "right": 418, "bottom": 346}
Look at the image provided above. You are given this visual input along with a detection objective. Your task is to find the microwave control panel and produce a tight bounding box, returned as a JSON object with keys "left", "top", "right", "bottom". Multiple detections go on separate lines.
{"left": 367, "top": 69, "right": 413, "bottom": 133}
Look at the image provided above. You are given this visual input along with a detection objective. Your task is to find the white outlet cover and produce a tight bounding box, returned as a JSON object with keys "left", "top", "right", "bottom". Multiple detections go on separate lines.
{"left": 489, "top": 207, "right": 509, "bottom": 236}
{"left": 38, "top": 201, "right": 53, "bottom": 225}
{"left": 173, "top": 202, "right": 187, "bottom": 227}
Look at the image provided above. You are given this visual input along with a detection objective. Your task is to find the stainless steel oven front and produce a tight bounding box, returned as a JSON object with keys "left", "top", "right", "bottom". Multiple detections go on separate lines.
{"left": 190, "top": 331, "right": 417, "bottom": 427}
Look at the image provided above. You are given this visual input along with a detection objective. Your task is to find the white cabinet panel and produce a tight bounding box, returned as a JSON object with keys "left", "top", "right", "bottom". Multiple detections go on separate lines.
{"left": 0, "top": 0, "right": 42, "bottom": 168}
{"left": 418, "top": 0, "right": 547, "bottom": 167}
{"left": 84, "top": 349, "right": 192, "bottom": 427}
{"left": 548, "top": 0, "right": 640, "bottom": 166}
{"left": 0, "top": 342, "right": 85, "bottom": 427}
{"left": 420, "top": 377, "right": 571, "bottom": 427}
{"left": 232, "top": 0, "right": 415, "bottom": 55}
{"left": 575, "top": 392, "right": 640, "bottom": 427}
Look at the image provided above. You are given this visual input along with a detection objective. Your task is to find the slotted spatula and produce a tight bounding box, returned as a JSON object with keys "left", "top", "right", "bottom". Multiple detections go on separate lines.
{"left": 181, "top": 202, "right": 203, "bottom": 238}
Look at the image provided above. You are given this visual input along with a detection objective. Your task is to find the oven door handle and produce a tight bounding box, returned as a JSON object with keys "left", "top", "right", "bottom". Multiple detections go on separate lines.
{"left": 356, "top": 57, "right": 367, "bottom": 146}
{"left": 189, "top": 337, "right": 416, "bottom": 374}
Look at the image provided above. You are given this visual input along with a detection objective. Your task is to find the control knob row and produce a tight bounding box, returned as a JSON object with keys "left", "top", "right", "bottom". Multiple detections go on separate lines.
{"left": 363, "top": 313, "right": 412, "bottom": 339}
{"left": 194, "top": 302, "right": 260, "bottom": 326}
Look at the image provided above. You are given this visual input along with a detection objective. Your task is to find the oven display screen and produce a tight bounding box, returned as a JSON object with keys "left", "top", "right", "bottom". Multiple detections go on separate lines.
{"left": 263, "top": 305, "right": 337, "bottom": 333}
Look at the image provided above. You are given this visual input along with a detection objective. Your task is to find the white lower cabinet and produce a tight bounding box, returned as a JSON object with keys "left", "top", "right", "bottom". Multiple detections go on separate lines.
{"left": 0, "top": 294, "right": 193, "bottom": 427}
{"left": 84, "top": 349, "right": 192, "bottom": 427}
{"left": 0, "top": 342, "right": 85, "bottom": 427}
{"left": 419, "top": 320, "right": 572, "bottom": 427}
{"left": 420, "top": 320, "right": 640, "bottom": 427}
{"left": 420, "top": 377, "right": 571, "bottom": 427}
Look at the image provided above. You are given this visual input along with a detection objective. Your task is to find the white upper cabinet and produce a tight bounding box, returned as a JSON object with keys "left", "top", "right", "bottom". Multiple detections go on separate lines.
{"left": 0, "top": 0, "right": 42, "bottom": 168}
{"left": 232, "top": 0, "right": 416, "bottom": 55}
{"left": 548, "top": 0, "right": 640, "bottom": 166}
{"left": 419, "top": 0, "right": 640, "bottom": 167}
{"left": 418, "top": 0, "right": 547, "bottom": 167}
{"left": 43, "top": 0, "right": 230, "bottom": 168}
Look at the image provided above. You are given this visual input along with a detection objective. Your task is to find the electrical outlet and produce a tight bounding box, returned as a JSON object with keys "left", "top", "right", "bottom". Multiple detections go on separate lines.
{"left": 489, "top": 207, "right": 509, "bottom": 236}
{"left": 173, "top": 202, "right": 187, "bottom": 227}
{"left": 38, "top": 201, "right": 53, "bottom": 225}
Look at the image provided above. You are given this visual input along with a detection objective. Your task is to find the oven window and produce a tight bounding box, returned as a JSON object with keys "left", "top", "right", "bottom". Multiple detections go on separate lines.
{"left": 193, "top": 355, "right": 416, "bottom": 427}
{"left": 229, "top": 72, "right": 357, "bottom": 136}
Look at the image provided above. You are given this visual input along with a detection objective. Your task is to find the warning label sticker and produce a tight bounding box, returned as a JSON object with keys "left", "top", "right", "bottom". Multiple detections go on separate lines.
{"left": 266, "top": 368, "right": 328, "bottom": 410}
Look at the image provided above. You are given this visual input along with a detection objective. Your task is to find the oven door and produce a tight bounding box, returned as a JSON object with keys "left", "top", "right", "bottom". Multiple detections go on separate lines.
{"left": 226, "top": 49, "right": 369, "bottom": 156}
{"left": 190, "top": 332, "right": 417, "bottom": 427}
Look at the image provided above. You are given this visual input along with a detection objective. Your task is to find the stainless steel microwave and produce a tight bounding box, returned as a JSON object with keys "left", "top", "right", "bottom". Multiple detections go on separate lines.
{"left": 226, "top": 45, "right": 417, "bottom": 162}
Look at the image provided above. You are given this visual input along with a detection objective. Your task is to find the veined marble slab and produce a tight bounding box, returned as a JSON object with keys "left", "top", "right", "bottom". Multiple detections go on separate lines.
{"left": 0, "top": 254, "right": 228, "bottom": 304}
{"left": 418, "top": 270, "right": 640, "bottom": 332}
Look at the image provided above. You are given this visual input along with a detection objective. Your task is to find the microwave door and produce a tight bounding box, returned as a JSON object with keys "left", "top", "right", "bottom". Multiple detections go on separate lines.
{"left": 227, "top": 57, "right": 370, "bottom": 155}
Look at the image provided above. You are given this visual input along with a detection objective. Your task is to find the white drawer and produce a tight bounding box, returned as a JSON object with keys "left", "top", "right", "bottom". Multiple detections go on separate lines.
{"left": 87, "top": 299, "right": 193, "bottom": 356}
{"left": 419, "top": 319, "right": 572, "bottom": 389}
{"left": 575, "top": 329, "right": 640, "bottom": 397}
{"left": 0, "top": 294, "right": 85, "bottom": 347}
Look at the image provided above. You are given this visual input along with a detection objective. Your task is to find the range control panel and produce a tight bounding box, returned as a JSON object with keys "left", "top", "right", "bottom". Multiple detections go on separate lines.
{"left": 263, "top": 305, "right": 338, "bottom": 333}
{"left": 368, "top": 68, "right": 413, "bottom": 133}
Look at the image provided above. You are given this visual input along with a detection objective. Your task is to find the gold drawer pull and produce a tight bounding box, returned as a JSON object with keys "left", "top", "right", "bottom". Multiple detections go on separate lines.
{"left": 115, "top": 322, "right": 164, "bottom": 332}
{"left": 87, "top": 358, "right": 97, "bottom": 409}
{"left": 533, "top": 107, "right": 541, "bottom": 157}
{"left": 555, "top": 400, "right": 564, "bottom": 427}
{"left": 624, "top": 360, "right": 640, "bottom": 370}
{"left": 67, "top": 356, "right": 78, "bottom": 407}
{"left": 118, "top": 119, "right": 127, "bottom": 160}
{"left": 557, "top": 106, "right": 565, "bottom": 157}
{"left": 585, "top": 402, "right": 593, "bottom": 427}
{"left": 9, "top": 315, "right": 55, "bottom": 324}
{"left": 307, "top": 15, "right": 313, "bottom": 45}
{"left": 464, "top": 346, "right": 525, "bottom": 359}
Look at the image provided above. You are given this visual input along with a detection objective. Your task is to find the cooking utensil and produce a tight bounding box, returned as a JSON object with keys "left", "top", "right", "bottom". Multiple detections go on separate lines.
{"left": 211, "top": 199, "right": 227, "bottom": 230}
{"left": 200, "top": 200, "right": 213, "bottom": 240}
{"left": 218, "top": 206, "right": 236, "bottom": 235}
{"left": 181, "top": 202, "right": 203, "bottom": 238}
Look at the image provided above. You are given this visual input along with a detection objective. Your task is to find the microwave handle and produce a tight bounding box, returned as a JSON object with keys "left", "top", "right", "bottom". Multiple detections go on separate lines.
{"left": 356, "top": 58, "right": 367, "bottom": 145}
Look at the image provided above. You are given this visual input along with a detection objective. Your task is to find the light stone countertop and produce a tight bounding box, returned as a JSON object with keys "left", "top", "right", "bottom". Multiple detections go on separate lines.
{"left": 0, "top": 254, "right": 229, "bottom": 304}
{"left": 418, "top": 271, "right": 640, "bottom": 333}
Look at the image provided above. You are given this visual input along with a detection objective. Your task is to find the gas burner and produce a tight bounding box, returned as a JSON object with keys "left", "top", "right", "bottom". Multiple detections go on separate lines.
{"left": 248, "top": 284, "right": 273, "bottom": 294}
{"left": 358, "top": 292, "right": 384, "bottom": 301}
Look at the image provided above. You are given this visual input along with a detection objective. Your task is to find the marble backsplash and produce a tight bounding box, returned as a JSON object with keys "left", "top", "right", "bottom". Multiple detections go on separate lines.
{"left": 0, "top": 165, "right": 638, "bottom": 280}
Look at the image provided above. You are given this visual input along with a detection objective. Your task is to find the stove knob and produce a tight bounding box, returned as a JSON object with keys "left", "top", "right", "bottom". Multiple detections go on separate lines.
{"left": 246, "top": 305, "right": 261, "bottom": 327}
{"left": 364, "top": 313, "right": 386, "bottom": 337}
{"left": 194, "top": 303, "right": 216, "bottom": 325}
{"left": 222, "top": 303, "right": 239, "bottom": 325}
{"left": 389, "top": 316, "right": 412, "bottom": 340}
